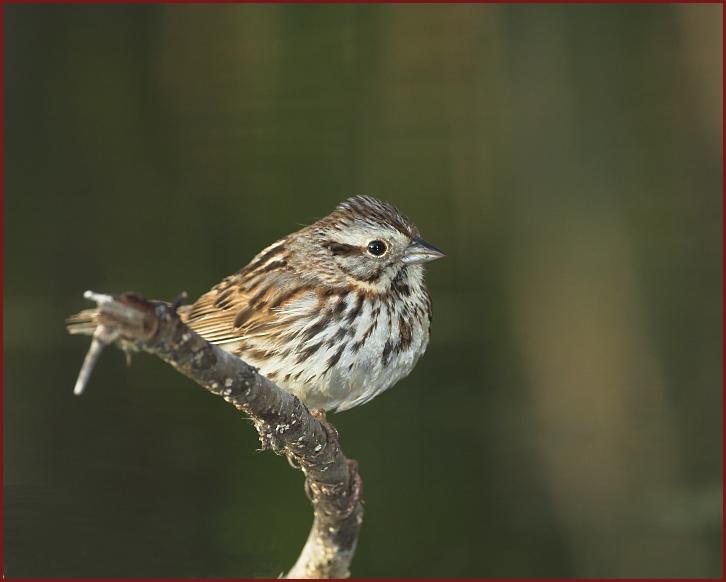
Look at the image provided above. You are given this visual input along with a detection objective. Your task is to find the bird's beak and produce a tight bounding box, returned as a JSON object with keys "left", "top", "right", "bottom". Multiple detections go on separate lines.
{"left": 402, "top": 237, "right": 446, "bottom": 265}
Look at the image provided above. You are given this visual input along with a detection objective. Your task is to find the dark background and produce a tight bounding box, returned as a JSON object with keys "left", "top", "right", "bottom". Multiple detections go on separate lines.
{"left": 4, "top": 4, "right": 722, "bottom": 578}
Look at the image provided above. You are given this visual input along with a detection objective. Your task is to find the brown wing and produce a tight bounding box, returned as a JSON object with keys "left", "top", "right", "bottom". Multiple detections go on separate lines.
{"left": 180, "top": 277, "right": 251, "bottom": 345}
{"left": 180, "top": 238, "right": 302, "bottom": 347}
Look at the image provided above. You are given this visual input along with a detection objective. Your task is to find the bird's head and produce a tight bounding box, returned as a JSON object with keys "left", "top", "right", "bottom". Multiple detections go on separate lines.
{"left": 294, "top": 196, "right": 444, "bottom": 292}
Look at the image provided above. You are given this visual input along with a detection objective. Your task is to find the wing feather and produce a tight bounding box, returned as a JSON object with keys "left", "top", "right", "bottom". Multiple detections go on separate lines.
{"left": 179, "top": 237, "right": 314, "bottom": 348}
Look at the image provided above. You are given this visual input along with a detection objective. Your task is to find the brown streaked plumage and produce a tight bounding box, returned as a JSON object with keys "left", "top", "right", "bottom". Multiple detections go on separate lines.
{"left": 68, "top": 196, "right": 444, "bottom": 411}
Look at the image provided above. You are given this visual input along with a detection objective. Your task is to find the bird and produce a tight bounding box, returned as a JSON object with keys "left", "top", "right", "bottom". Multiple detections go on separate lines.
{"left": 70, "top": 196, "right": 444, "bottom": 412}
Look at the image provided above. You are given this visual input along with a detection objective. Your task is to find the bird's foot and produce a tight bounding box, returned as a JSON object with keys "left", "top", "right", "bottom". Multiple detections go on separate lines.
{"left": 309, "top": 407, "right": 326, "bottom": 421}
{"left": 310, "top": 407, "right": 339, "bottom": 442}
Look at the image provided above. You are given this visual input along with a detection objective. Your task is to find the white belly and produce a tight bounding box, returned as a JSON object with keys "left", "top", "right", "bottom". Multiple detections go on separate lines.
{"left": 231, "top": 290, "right": 431, "bottom": 412}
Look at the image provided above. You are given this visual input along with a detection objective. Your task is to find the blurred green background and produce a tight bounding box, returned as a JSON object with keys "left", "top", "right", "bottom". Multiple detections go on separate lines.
{"left": 4, "top": 4, "right": 722, "bottom": 578}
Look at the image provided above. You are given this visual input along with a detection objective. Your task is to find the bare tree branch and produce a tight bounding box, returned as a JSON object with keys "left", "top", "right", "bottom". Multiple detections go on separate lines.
{"left": 67, "top": 291, "right": 364, "bottom": 579}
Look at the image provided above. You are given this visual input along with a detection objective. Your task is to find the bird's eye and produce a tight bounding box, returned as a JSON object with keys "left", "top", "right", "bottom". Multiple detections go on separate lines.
{"left": 367, "top": 240, "right": 387, "bottom": 256}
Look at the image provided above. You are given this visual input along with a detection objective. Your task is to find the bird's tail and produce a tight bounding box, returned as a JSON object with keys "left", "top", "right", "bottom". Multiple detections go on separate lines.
{"left": 67, "top": 301, "right": 192, "bottom": 337}
{"left": 65, "top": 308, "right": 100, "bottom": 337}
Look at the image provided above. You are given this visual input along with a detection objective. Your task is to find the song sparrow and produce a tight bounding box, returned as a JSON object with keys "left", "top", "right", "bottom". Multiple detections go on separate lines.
{"left": 72, "top": 196, "right": 444, "bottom": 411}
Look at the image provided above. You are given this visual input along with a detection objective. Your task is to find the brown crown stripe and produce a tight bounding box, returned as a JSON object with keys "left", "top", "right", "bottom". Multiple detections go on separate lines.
{"left": 335, "top": 196, "right": 418, "bottom": 238}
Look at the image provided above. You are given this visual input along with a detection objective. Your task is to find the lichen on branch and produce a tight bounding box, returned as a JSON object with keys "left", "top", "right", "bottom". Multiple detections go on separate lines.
{"left": 67, "top": 291, "right": 363, "bottom": 579}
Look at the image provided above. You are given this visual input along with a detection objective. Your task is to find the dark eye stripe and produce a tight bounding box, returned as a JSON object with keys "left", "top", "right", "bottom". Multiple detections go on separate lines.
{"left": 323, "top": 241, "right": 360, "bottom": 256}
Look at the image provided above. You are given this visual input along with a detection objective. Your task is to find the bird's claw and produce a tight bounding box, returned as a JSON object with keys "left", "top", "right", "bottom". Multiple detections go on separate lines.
{"left": 310, "top": 408, "right": 339, "bottom": 442}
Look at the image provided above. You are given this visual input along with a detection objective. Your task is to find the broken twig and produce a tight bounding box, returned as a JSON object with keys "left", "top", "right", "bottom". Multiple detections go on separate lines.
{"left": 67, "top": 291, "right": 363, "bottom": 578}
